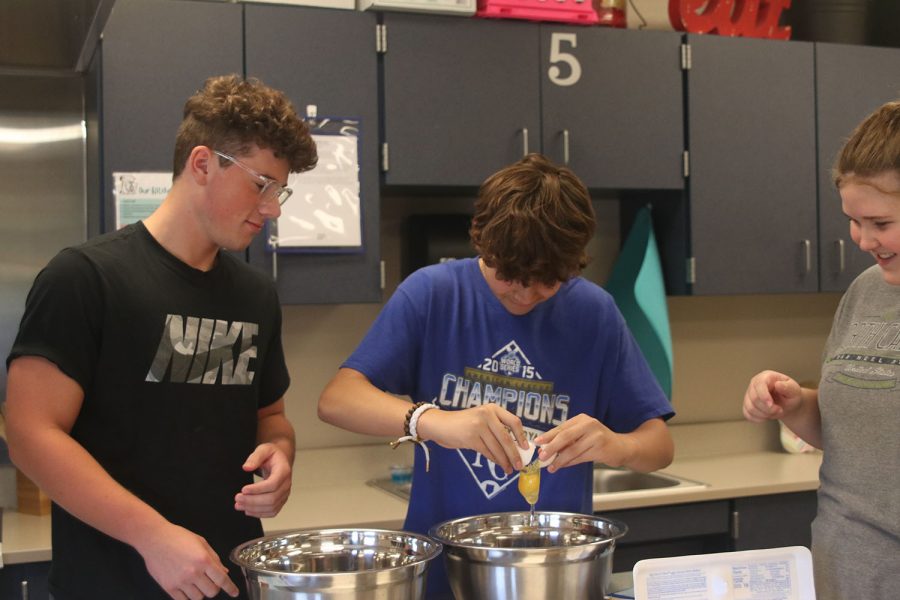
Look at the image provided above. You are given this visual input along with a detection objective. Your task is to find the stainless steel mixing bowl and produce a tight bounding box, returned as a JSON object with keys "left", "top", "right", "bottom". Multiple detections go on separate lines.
{"left": 231, "top": 528, "right": 442, "bottom": 599}
{"left": 429, "top": 511, "right": 627, "bottom": 600}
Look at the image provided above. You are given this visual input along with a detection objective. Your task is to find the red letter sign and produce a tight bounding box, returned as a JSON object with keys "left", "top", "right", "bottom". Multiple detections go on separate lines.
{"left": 669, "top": 0, "right": 792, "bottom": 40}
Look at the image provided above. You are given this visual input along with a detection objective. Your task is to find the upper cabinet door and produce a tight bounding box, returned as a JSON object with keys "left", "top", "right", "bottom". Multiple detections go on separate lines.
{"left": 245, "top": 6, "right": 381, "bottom": 304}
{"left": 381, "top": 14, "right": 541, "bottom": 187}
{"left": 816, "top": 43, "right": 900, "bottom": 292}
{"left": 540, "top": 26, "right": 684, "bottom": 190}
{"left": 100, "top": 0, "right": 243, "bottom": 232}
{"left": 687, "top": 35, "right": 817, "bottom": 295}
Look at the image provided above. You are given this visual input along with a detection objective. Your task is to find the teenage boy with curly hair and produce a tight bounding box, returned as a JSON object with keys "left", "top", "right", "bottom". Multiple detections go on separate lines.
{"left": 6, "top": 74, "right": 317, "bottom": 599}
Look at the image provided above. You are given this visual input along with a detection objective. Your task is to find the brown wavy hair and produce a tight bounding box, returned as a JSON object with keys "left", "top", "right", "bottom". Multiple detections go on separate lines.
{"left": 173, "top": 74, "right": 317, "bottom": 177}
{"left": 833, "top": 100, "right": 900, "bottom": 192}
{"left": 470, "top": 153, "right": 595, "bottom": 286}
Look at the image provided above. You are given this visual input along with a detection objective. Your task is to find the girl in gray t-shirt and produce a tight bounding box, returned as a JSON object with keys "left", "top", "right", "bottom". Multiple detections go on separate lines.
{"left": 743, "top": 100, "right": 900, "bottom": 600}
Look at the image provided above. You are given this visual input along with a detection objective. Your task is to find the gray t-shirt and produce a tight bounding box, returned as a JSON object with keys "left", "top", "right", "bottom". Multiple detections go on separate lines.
{"left": 814, "top": 265, "right": 900, "bottom": 599}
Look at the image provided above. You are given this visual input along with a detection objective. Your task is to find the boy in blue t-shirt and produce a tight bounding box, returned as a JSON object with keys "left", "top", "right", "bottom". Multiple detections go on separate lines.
{"left": 319, "top": 153, "right": 674, "bottom": 598}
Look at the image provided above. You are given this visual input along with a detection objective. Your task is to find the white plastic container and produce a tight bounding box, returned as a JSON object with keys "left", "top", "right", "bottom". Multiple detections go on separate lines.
{"left": 780, "top": 421, "right": 820, "bottom": 454}
{"left": 633, "top": 546, "right": 816, "bottom": 600}
{"left": 242, "top": 0, "right": 356, "bottom": 10}
{"left": 357, "top": 0, "right": 476, "bottom": 16}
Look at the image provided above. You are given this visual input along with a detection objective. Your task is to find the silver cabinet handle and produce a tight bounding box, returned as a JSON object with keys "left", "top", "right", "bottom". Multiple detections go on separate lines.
{"left": 521, "top": 127, "right": 529, "bottom": 156}
{"left": 836, "top": 239, "right": 845, "bottom": 274}
{"left": 21, "top": 580, "right": 29, "bottom": 600}
{"left": 269, "top": 235, "right": 279, "bottom": 282}
{"left": 562, "top": 129, "right": 570, "bottom": 165}
{"left": 802, "top": 239, "right": 811, "bottom": 274}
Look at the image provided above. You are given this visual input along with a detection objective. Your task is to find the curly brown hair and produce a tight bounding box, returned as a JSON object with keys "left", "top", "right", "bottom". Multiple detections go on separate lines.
{"left": 173, "top": 74, "right": 317, "bottom": 177}
{"left": 470, "top": 153, "right": 595, "bottom": 286}
{"left": 833, "top": 100, "right": 900, "bottom": 191}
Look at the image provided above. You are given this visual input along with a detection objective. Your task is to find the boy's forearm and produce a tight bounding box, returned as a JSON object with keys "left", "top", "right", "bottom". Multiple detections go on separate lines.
{"left": 318, "top": 368, "right": 412, "bottom": 437}
{"left": 620, "top": 418, "right": 674, "bottom": 473}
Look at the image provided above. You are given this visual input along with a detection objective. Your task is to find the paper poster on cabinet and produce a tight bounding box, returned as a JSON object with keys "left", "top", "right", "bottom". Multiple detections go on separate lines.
{"left": 273, "top": 131, "right": 361, "bottom": 250}
{"left": 113, "top": 172, "right": 171, "bottom": 229}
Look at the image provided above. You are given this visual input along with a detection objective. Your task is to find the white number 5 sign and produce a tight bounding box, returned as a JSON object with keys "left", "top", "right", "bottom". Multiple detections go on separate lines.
{"left": 548, "top": 32, "right": 582, "bottom": 87}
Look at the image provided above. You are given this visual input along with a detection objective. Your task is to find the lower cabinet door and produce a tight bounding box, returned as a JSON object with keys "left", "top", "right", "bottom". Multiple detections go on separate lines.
{"left": 731, "top": 491, "right": 818, "bottom": 551}
{"left": 0, "top": 561, "right": 51, "bottom": 600}
{"left": 597, "top": 500, "right": 731, "bottom": 572}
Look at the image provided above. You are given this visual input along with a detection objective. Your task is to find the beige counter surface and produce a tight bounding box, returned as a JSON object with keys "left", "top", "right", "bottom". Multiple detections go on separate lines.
{"left": 1, "top": 444, "right": 822, "bottom": 566}
{"left": 594, "top": 450, "right": 822, "bottom": 511}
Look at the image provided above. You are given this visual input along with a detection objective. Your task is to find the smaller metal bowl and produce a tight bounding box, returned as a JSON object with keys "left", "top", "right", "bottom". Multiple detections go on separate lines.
{"left": 231, "top": 528, "right": 442, "bottom": 599}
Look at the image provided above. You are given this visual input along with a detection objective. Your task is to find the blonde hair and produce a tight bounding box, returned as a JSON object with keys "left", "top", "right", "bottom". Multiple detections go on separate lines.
{"left": 833, "top": 100, "right": 900, "bottom": 192}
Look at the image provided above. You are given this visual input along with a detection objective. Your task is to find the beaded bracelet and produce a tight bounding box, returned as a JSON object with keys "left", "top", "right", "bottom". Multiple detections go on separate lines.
{"left": 403, "top": 401, "right": 427, "bottom": 437}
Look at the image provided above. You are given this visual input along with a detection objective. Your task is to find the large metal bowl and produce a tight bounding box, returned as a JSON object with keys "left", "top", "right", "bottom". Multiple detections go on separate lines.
{"left": 231, "top": 528, "right": 442, "bottom": 599}
{"left": 429, "top": 511, "right": 627, "bottom": 600}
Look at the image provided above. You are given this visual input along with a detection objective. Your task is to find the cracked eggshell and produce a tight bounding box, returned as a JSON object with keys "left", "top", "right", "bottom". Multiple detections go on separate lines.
{"left": 516, "top": 440, "right": 557, "bottom": 469}
{"left": 517, "top": 440, "right": 536, "bottom": 467}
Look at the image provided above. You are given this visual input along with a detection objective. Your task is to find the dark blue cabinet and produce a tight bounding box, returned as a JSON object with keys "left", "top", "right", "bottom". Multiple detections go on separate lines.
{"left": 381, "top": 14, "right": 541, "bottom": 188}
{"left": 732, "top": 491, "right": 817, "bottom": 551}
{"left": 540, "top": 26, "right": 684, "bottom": 190}
{"left": 599, "top": 500, "right": 732, "bottom": 572}
{"left": 245, "top": 5, "right": 382, "bottom": 304}
{"left": 686, "top": 35, "right": 818, "bottom": 295}
{"left": 380, "top": 15, "right": 684, "bottom": 191}
{"left": 599, "top": 491, "right": 817, "bottom": 572}
{"left": 0, "top": 560, "right": 51, "bottom": 600}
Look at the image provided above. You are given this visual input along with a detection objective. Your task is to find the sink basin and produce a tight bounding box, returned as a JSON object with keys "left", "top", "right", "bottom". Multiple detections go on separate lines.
{"left": 368, "top": 466, "right": 706, "bottom": 503}
{"left": 593, "top": 465, "right": 706, "bottom": 496}
{"left": 368, "top": 478, "right": 411, "bottom": 501}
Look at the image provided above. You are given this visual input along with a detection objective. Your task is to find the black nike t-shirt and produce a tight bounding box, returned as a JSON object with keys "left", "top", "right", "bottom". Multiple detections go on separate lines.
{"left": 8, "top": 222, "right": 290, "bottom": 599}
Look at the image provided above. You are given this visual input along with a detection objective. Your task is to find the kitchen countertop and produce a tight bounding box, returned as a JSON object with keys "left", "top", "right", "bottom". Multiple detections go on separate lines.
{"left": 1, "top": 443, "right": 822, "bottom": 566}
